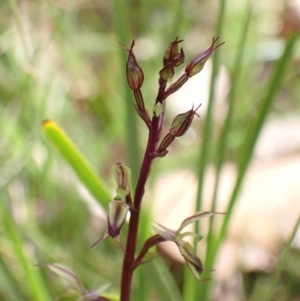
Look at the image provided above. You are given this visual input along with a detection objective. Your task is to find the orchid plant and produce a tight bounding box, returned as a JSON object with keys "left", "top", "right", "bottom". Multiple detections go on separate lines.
{"left": 43, "top": 37, "right": 225, "bottom": 301}
{"left": 102, "top": 36, "right": 224, "bottom": 301}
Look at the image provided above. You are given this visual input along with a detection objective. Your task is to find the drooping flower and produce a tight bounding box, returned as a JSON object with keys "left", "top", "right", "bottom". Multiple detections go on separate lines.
{"left": 154, "top": 211, "right": 225, "bottom": 282}
{"left": 92, "top": 198, "right": 129, "bottom": 253}
{"left": 92, "top": 163, "right": 132, "bottom": 252}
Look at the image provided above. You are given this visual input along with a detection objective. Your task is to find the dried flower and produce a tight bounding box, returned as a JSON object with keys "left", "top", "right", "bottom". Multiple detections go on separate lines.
{"left": 185, "top": 37, "right": 225, "bottom": 77}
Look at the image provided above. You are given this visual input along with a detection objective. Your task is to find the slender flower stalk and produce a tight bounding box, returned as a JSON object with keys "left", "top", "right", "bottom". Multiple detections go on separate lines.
{"left": 117, "top": 37, "right": 224, "bottom": 301}
{"left": 120, "top": 60, "right": 168, "bottom": 301}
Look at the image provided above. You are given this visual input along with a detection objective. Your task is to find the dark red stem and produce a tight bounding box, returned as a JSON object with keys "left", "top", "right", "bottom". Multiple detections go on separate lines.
{"left": 120, "top": 78, "right": 167, "bottom": 301}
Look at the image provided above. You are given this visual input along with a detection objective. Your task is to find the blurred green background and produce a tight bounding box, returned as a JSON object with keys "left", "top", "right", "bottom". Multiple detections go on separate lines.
{"left": 0, "top": 0, "right": 299, "bottom": 300}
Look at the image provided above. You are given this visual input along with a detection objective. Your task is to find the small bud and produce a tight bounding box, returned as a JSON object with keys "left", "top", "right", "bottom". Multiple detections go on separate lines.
{"left": 121, "top": 40, "right": 144, "bottom": 90}
{"left": 107, "top": 199, "right": 129, "bottom": 238}
{"left": 163, "top": 37, "right": 183, "bottom": 66}
{"left": 185, "top": 37, "right": 225, "bottom": 77}
{"left": 113, "top": 163, "right": 131, "bottom": 198}
{"left": 169, "top": 104, "right": 201, "bottom": 137}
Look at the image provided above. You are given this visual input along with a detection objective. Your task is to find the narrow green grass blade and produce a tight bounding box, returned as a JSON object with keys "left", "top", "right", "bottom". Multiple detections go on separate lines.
{"left": 42, "top": 120, "right": 110, "bottom": 207}
{"left": 205, "top": 0, "right": 253, "bottom": 279}
{"left": 190, "top": 0, "right": 227, "bottom": 299}
{"left": 194, "top": 0, "right": 226, "bottom": 221}
{"left": 218, "top": 34, "right": 297, "bottom": 247}
{"left": 0, "top": 199, "right": 51, "bottom": 301}
{"left": 0, "top": 257, "right": 27, "bottom": 301}
{"left": 250, "top": 215, "right": 300, "bottom": 301}
{"left": 182, "top": 265, "right": 195, "bottom": 301}
{"left": 150, "top": 259, "right": 183, "bottom": 301}
{"left": 169, "top": 0, "right": 185, "bottom": 38}
{"left": 210, "top": 0, "right": 253, "bottom": 221}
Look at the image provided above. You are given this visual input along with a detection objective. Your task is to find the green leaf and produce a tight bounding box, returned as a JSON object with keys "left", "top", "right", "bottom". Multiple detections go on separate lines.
{"left": 42, "top": 120, "right": 111, "bottom": 207}
{"left": 0, "top": 200, "right": 51, "bottom": 301}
